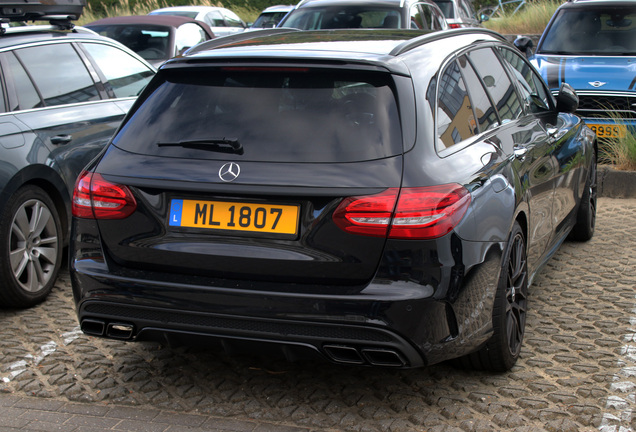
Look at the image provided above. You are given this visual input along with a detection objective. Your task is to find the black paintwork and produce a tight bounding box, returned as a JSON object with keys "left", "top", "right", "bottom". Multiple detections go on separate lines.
{"left": 71, "top": 29, "right": 596, "bottom": 368}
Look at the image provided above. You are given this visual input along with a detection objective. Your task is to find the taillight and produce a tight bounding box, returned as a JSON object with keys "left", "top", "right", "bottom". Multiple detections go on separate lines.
{"left": 72, "top": 171, "right": 137, "bottom": 219}
{"left": 333, "top": 184, "right": 470, "bottom": 240}
{"left": 449, "top": 23, "right": 462, "bottom": 29}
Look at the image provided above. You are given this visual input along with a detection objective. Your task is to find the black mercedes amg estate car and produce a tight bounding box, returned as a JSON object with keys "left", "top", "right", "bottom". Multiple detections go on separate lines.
{"left": 71, "top": 28, "right": 597, "bottom": 371}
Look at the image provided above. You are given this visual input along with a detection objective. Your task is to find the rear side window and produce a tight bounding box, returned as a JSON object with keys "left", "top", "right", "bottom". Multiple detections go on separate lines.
{"left": 222, "top": 10, "right": 244, "bottom": 27}
{"left": 14, "top": 43, "right": 99, "bottom": 107}
{"left": 82, "top": 43, "right": 154, "bottom": 98}
{"left": 468, "top": 47, "right": 523, "bottom": 123}
{"left": 457, "top": 55, "right": 498, "bottom": 133}
{"left": 436, "top": 59, "right": 478, "bottom": 149}
{"left": 206, "top": 10, "right": 226, "bottom": 26}
{"left": 114, "top": 68, "right": 402, "bottom": 163}
{"left": 4, "top": 52, "right": 41, "bottom": 110}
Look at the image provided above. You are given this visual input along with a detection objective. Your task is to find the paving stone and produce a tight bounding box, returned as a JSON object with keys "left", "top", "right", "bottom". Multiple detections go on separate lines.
{"left": 1, "top": 198, "right": 635, "bottom": 431}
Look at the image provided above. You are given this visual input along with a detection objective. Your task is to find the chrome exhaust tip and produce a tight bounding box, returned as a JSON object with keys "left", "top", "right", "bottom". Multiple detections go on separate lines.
{"left": 106, "top": 322, "right": 134, "bottom": 340}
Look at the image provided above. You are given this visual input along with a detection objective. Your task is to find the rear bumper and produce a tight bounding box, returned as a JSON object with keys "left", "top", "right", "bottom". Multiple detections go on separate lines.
{"left": 71, "top": 239, "right": 502, "bottom": 369}
{"left": 77, "top": 297, "right": 424, "bottom": 368}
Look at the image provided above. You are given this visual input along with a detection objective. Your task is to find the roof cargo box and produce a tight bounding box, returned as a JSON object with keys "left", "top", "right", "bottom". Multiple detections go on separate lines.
{"left": 0, "top": 0, "right": 85, "bottom": 22}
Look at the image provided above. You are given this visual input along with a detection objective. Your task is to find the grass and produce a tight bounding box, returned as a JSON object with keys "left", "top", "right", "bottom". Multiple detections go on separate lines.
{"left": 599, "top": 130, "right": 636, "bottom": 171}
{"left": 77, "top": 0, "right": 261, "bottom": 26}
{"left": 481, "top": 0, "right": 561, "bottom": 34}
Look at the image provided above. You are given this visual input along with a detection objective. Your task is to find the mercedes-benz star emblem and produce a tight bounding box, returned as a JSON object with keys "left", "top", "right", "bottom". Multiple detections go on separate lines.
{"left": 588, "top": 81, "right": 607, "bottom": 88}
{"left": 219, "top": 162, "right": 240, "bottom": 182}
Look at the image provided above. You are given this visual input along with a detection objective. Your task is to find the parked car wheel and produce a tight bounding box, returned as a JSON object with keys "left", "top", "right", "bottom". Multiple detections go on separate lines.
{"left": 459, "top": 222, "right": 528, "bottom": 371}
{"left": 0, "top": 186, "right": 63, "bottom": 308}
{"left": 568, "top": 154, "right": 597, "bottom": 241}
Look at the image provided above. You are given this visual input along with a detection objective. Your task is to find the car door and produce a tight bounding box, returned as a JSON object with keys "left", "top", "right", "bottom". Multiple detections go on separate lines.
{"left": 465, "top": 46, "right": 559, "bottom": 268}
{"left": 497, "top": 46, "right": 585, "bottom": 248}
{"left": 0, "top": 40, "right": 154, "bottom": 198}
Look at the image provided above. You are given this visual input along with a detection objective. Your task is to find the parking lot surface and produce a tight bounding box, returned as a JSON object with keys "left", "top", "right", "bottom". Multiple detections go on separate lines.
{"left": 1, "top": 197, "right": 635, "bottom": 432}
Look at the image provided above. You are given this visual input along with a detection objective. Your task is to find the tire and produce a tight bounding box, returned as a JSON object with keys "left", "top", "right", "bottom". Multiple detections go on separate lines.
{"left": 458, "top": 222, "right": 528, "bottom": 371}
{"left": 0, "top": 185, "right": 63, "bottom": 308}
{"left": 568, "top": 154, "right": 597, "bottom": 242}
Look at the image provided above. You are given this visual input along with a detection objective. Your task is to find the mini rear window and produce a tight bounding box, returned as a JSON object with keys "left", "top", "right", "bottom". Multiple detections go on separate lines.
{"left": 113, "top": 68, "right": 403, "bottom": 163}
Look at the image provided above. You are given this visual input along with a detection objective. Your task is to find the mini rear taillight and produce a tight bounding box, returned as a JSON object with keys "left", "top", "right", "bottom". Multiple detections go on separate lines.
{"left": 333, "top": 184, "right": 470, "bottom": 240}
{"left": 72, "top": 171, "right": 137, "bottom": 219}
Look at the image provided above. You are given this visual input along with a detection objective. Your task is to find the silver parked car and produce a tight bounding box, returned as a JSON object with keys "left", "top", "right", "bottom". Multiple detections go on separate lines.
{"left": 149, "top": 6, "right": 247, "bottom": 37}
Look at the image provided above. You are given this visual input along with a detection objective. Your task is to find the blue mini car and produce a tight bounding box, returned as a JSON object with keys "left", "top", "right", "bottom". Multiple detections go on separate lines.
{"left": 529, "top": 0, "right": 636, "bottom": 140}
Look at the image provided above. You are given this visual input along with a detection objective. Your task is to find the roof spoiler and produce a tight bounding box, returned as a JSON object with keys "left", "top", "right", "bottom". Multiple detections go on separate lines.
{"left": 0, "top": 0, "right": 85, "bottom": 22}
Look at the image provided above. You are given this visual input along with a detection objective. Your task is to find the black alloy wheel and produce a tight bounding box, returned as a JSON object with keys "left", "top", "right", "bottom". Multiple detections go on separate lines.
{"left": 569, "top": 153, "right": 597, "bottom": 241}
{"left": 461, "top": 221, "right": 528, "bottom": 371}
{"left": 500, "top": 225, "right": 528, "bottom": 361}
{"left": 0, "top": 185, "right": 63, "bottom": 308}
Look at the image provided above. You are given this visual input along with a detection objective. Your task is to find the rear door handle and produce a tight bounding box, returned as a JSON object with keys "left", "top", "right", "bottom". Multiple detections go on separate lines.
{"left": 50, "top": 134, "right": 72, "bottom": 145}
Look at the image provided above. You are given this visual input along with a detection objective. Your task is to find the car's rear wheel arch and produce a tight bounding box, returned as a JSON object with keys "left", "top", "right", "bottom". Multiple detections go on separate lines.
{"left": 1, "top": 167, "right": 71, "bottom": 246}
{"left": 514, "top": 211, "right": 528, "bottom": 251}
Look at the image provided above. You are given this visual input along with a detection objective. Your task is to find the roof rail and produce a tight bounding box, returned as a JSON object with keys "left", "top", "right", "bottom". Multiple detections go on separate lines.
{"left": 0, "top": 19, "right": 78, "bottom": 35}
{"left": 185, "top": 28, "right": 302, "bottom": 55}
{"left": 390, "top": 28, "right": 506, "bottom": 56}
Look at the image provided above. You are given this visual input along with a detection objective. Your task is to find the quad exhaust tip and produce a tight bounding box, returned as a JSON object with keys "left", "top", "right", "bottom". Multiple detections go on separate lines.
{"left": 323, "top": 345, "right": 406, "bottom": 367}
{"left": 81, "top": 319, "right": 134, "bottom": 340}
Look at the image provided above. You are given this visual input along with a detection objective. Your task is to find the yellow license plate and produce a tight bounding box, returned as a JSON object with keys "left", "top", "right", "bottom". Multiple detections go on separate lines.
{"left": 588, "top": 123, "right": 626, "bottom": 139}
{"left": 169, "top": 199, "right": 299, "bottom": 235}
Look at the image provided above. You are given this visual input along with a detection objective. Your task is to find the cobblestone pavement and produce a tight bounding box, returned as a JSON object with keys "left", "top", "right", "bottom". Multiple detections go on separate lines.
{"left": 1, "top": 197, "right": 635, "bottom": 432}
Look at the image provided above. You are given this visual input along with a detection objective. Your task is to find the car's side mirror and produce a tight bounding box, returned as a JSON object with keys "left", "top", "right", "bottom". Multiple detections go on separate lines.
{"left": 555, "top": 82, "right": 579, "bottom": 113}
{"left": 514, "top": 36, "right": 533, "bottom": 58}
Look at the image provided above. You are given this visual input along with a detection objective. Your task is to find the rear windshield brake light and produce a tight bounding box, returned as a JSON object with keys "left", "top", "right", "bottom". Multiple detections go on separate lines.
{"left": 220, "top": 67, "right": 310, "bottom": 72}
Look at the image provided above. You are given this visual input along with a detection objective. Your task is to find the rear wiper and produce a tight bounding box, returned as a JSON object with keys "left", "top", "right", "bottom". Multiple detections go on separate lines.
{"left": 157, "top": 138, "right": 243, "bottom": 155}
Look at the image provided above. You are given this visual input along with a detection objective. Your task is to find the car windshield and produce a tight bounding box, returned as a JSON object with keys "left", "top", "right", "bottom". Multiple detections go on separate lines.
{"left": 539, "top": 6, "right": 636, "bottom": 55}
{"left": 280, "top": 6, "right": 402, "bottom": 29}
{"left": 88, "top": 24, "right": 171, "bottom": 61}
{"left": 113, "top": 68, "right": 402, "bottom": 163}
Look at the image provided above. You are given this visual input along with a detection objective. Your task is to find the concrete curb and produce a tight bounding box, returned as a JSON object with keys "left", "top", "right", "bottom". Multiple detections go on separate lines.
{"left": 599, "top": 165, "right": 636, "bottom": 198}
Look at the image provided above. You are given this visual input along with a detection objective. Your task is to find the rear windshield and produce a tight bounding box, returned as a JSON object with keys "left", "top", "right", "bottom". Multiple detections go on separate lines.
{"left": 113, "top": 67, "right": 403, "bottom": 163}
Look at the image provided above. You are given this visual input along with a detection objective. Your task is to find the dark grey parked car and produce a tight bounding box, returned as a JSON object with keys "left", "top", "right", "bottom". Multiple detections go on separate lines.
{"left": 71, "top": 28, "right": 596, "bottom": 371}
{"left": 0, "top": 2, "right": 155, "bottom": 308}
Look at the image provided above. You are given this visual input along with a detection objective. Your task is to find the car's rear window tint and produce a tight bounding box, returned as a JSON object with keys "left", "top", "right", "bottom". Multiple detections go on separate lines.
{"left": 113, "top": 68, "right": 403, "bottom": 163}
{"left": 14, "top": 44, "right": 99, "bottom": 107}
